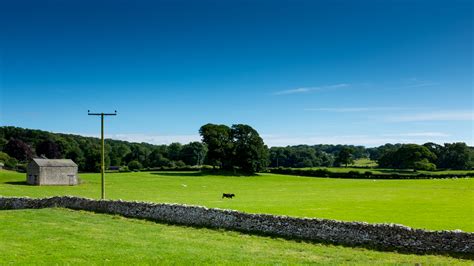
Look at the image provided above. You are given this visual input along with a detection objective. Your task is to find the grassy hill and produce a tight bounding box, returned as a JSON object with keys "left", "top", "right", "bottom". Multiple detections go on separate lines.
{"left": 1, "top": 170, "right": 472, "bottom": 231}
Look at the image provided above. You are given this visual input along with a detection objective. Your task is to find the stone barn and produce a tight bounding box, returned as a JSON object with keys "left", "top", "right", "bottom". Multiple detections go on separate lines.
{"left": 27, "top": 159, "right": 78, "bottom": 186}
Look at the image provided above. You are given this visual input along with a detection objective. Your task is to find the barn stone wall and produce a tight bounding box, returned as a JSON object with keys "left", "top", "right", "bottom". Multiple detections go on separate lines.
{"left": 39, "top": 166, "right": 78, "bottom": 185}
{"left": 26, "top": 163, "right": 40, "bottom": 185}
{"left": 0, "top": 196, "right": 472, "bottom": 256}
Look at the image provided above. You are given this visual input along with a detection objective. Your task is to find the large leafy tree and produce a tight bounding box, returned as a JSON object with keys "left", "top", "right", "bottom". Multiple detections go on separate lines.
{"left": 231, "top": 124, "right": 269, "bottom": 173}
{"left": 4, "top": 138, "right": 33, "bottom": 161}
{"left": 65, "top": 146, "right": 85, "bottom": 169}
{"left": 180, "top": 142, "right": 207, "bottom": 166}
{"left": 0, "top": 137, "right": 7, "bottom": 151}
{"left": 437, "top": 143, "right": 472, "bottom": 170}
{"left": 334, "top": 147, "right": 354, "bottom": 167}
{"left": 378, "top": 144, "right": 437, "bottom": 170}
{"left": 109, "top": 143, "right": 131, "bottom": 166}
{"left": 398, "top": 144, "right": 437, "bottom": 169}
{"left": 36, "top": 139, "right": 62, "bottom": 159}
{"left": 199, "top": 124, "right": 233, "bottom": 169}
{"left": 147, "top": 146, "right": 171, "bottom": 167}
{"left": 167, "top": 143, "right": 183, "bottom": 161}
{"left": 423, "top": 142, "right": 443, "bottom": 159}
{"left": 124, "top": 145, "right": 148, "bottom": 165}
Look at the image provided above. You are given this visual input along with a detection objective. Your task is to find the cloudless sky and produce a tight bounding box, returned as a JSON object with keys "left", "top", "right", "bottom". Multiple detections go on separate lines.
{"left": 1, "top": 0, "right": 472, "bottom": 146}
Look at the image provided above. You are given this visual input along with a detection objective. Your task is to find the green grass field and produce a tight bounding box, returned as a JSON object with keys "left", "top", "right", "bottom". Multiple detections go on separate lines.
{"left": 0, "top": 208, "right": 471, "bottom": 265}
{"left": 349, "top": 158, "right": 379, "bottom": 167}
{"left": 1, "top": 170, "right": 472, "bottom": 231}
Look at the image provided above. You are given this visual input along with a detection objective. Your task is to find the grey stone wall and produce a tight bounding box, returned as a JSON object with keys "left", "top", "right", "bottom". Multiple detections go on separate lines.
{"left": 39, "top": 166, "right": 78, "bottom": 185}
{"left": 26, "top": 163, "right": 40, "bottom": 185}
{"left": 0, "top": 196, "right": 472, "bottom": 256}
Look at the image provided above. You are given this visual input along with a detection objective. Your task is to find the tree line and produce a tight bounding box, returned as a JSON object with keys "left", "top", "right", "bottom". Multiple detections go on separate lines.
{"left": 269, "top": 143, "right": 473, "bottom": 170}
{"left": 0, "top": 126, "right": 473, "bottom": 173}
{"left": 0, "top": 126, "right": 207, "bottom": 172}
{"left": 0, "top": 125, "right": 269, "bottom": 173}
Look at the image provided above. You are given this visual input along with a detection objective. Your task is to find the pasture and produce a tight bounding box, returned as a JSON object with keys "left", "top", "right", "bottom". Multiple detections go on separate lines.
{"left": 349, "top": 158, "right": 379, "bottom": 167}
{"left": 0, "top": 170, "right": 472, "bottom": 231}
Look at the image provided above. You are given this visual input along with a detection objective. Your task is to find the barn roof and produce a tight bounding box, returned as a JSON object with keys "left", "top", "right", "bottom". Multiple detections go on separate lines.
{"left": 31, "top": 158, "right": 77, "bottom": 167}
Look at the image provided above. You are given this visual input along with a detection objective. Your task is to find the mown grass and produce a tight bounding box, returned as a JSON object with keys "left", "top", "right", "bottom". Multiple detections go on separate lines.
{"left": 1, "top": 170, "right": 472, "bottom": 231}
{"left": 349, "top": 158, "right": 379, "bottom": 167}
{"left": 0, "top": 208, "right": 471, "bottom": 264}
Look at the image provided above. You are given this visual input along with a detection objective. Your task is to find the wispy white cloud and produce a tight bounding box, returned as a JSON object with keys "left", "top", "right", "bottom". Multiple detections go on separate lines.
{"left": 263, "top": 134, "right": 388, "bottom": 146}
{"left": 110, "top": 134, "right": 201, "bottom": 144}
{"left": 382, "top": 132, "right": 450, "bottom": 137}
{"left": 403, "top": 82, "right": 438, "bottom": 89}
{"left": 274, "top": 79, "right": 435, "bottom": 96}
{"left": 304, "top": 107, "right": 417, "bottom": 112}
{"left": 262, "top": 133, "right": 467, "bottom": 147}
{"left": 79, "top": 133, "right": 201, "bottom": 145}
{"left": 399, "top": 78, "right": 438, "bottom": 89}
{"left": 274, "top": 83, "right": 349, "bottom": 95}
{"left": 71, "top": 132, "right": 469, "bottom": 147}
{"left": 388, "top": 110, "right": 474, "bottom": 122}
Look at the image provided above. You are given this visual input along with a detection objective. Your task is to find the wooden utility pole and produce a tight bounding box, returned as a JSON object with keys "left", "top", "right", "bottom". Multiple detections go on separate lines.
{"left": 88, "top": 110, "right": 117, "bottom": 199}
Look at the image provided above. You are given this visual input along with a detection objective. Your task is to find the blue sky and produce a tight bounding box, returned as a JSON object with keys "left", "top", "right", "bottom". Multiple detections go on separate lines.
{"left": 1, "top": 0, "right": 472, "bottom": 147}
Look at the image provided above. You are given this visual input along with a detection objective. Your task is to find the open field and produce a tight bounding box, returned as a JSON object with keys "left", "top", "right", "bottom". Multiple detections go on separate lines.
{"left": 1, "top": 170, "right": 472, "bottom": 231}
{"left": 349, "top": 158, "right": 379, "bottom": 167}
{"left": 1, "top": 208, "right": 471, "bottom": 264}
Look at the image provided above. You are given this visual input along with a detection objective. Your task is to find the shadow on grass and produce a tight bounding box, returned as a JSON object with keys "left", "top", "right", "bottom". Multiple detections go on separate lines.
{"left": 151, "top": 170, "right": 258, "bottom": 177}
{"left": 376, "top": 169, "right": 416, "bottom": 175}
{"left": 4, "top": 181, "right": 30, "bottom": 186}
{"left": 151, "top": 172, "right": 204, "bottom": 177}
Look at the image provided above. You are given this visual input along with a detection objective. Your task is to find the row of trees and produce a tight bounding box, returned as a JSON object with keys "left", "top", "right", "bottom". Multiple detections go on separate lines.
{"left": 0, "top": 124, "right": 268, "bottom": 174}
{"left": 268, "top": 145, "right": 367, "bottom": 168}
{"left": 0, "top": 127, "right": 207, "bottom": 172}
{"left": 378, "top": 142, "right": 473, "bottom": 170}
{"left": 268, "top": 143, "right": 474, "bottom": 170}
{"left": 1, "top": 126, "right": 473, "bottom": 172}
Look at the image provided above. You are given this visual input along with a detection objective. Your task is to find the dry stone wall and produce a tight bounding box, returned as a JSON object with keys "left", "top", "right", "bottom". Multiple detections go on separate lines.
{"left": 0, "top": 196, "right": 472, "bottom": 255}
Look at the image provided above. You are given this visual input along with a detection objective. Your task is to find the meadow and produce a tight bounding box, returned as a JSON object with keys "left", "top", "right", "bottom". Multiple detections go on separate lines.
{"left": 0, "top": 170, "right": 472, "bottom": 232}
{"left": 1, "top": 169, "right": 473, "bottom": 264}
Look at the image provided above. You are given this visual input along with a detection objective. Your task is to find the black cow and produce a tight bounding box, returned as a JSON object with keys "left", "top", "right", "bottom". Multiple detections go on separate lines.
{"left": 222, "top": 193, "right": 235, "bottom": 199}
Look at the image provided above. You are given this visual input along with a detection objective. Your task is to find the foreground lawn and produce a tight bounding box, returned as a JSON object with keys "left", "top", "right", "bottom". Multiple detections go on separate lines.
{"left": 0, "top": 208, "right": 470, "bottom": 264}
{"left": 0, "top": 170, "right": 473, "bottom": 231}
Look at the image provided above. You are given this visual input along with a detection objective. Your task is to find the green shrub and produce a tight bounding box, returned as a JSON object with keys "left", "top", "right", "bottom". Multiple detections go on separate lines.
{"left": 175, "top": 160, "right": 186, "bottom": 168}
{"left": 127, "top": 160, "right": 142, "bottom": 171}
{"left": 119, "top": 166, "right": 130, "bottom": 172}
{"left": 414, "top": 159, "right": 437, "bottom": 171}
{"left": 4, "top": 157, "right": 18, "bottom": 170}
{"left": 0, "top": 151, "right": 11, "bottom": 163}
